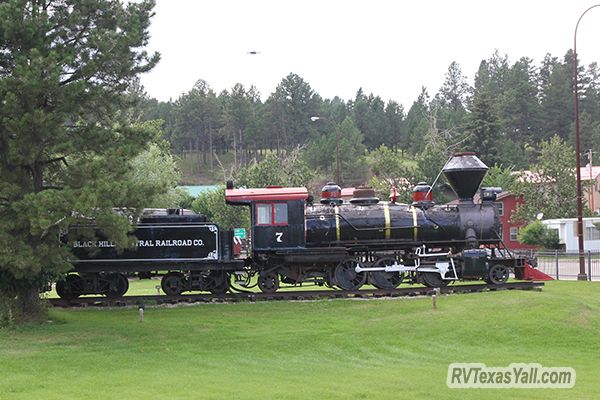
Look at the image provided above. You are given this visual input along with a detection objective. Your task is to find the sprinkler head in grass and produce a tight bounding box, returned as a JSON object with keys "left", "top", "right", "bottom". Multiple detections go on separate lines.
{"left": 432, "top": 288, "right": 440, "bottom": 310}
{"left": 139, "top": 304, "right": 145, "bottom": 322}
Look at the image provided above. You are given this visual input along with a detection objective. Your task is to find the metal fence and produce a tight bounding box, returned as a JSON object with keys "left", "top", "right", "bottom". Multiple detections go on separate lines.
{"left": 514, "top": 250, "right": 600, "bottom": 281}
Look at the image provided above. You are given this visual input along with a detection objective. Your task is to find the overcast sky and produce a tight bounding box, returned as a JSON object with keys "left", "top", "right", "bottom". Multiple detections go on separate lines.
{"left": 139, "top": 0, "right": 600, "bottom": 109}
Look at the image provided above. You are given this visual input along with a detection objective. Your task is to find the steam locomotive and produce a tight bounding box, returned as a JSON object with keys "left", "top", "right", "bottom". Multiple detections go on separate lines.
{"left": 56, "top": 152, "right": 530, "bottom": 299}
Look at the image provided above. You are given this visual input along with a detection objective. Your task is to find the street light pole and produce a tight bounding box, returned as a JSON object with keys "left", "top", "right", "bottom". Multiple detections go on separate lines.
{"left": 573, "top": 4, "right": 600, "bottom": 281}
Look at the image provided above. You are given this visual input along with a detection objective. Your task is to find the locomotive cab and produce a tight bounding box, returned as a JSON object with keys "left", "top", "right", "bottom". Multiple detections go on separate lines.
{"left": 225, "top": 185, "right": 309, "bottom": 252}
{"left": 252, "top": 200, "right": 305, "bottom": 250}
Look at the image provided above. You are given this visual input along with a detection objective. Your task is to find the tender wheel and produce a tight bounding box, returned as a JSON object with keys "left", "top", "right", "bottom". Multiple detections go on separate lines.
{"left": 258, "top": 271, "right": 280, "bottom": 293}
{"left": 421, "top": 272, "right": 449, "bottom": 288}
{"left": 487, "top": 264, "right": 510, "bottom": 285}
{"left": 334, "top": 259, "right": 367, "bottom": 291}
{"left": 208, "top": 271, "right": 230, "bottom": 295}
{"left": 56, "top": 274, "right": 84, "bottom": 300}
{"left": 161, "top": 272, "right": 185, "bottom": 296}
{"left": 105, "top": 273, "right": 129, "bottom": 298}
{"left": 370, "top": 258, "right": 404, "bottom": 289}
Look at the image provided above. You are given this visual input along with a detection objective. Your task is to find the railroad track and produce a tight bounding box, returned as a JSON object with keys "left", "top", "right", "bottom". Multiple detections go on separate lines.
{"left": 48, "top": 281, "right": 545, "bottom": 308}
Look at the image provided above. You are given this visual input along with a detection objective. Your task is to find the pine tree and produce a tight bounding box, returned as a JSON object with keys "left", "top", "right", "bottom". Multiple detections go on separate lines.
{"left": 465, "top": 90, "right": 503, "bottom": 166}
{"left": 265, "top": 73, "right": 322, "bottom": 151}
{"left": 495, "top": 57, "right": 541, "bottom": 166}
{"left": 539, "top": 53, "right": 574, "bottom": 141}
{"left": 440, "top": 61, "right": 470, "bottom": 112}
{"left": 383, "top": 100, "right": 405, "bottom": 150}
{"left": 0, "top": 0, "right": 159, "bottom": 320}
{"left": 403, "top": 87, "right": 430, "bottom": 154}
{"left": 225, "top": 83, "right": 261, "bottom": 166}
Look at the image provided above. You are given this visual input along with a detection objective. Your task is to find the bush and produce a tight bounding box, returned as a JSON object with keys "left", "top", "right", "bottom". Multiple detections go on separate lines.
{"left": 517, "top": 221, "right": 560, "bottom": 249}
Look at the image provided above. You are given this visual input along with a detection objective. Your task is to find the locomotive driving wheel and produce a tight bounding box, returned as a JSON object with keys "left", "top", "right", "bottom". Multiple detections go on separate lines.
{"left": 105, "top": 273, "right": 129, "bottom": 298}
{"left": 161, "top": 272, "right": 185, "bottom": 296}
{"left": 486, "top": 264, "right": 510, "bottom": 285}
{"left": 334, "top": 259, "right": 367, "bottom": 291}
{"left": 421, "top": 272, "right": 450, "bottom": 288}
{"left": 370, "top": 258, "right": 404, "bottom": 289}
{"left": 258, "top": 271, "right": 280, "bottom": 293}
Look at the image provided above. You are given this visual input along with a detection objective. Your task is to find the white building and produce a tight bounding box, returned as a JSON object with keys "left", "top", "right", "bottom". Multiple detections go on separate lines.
{"left": 542, "top": 217, "right": 600, "bottom": 251}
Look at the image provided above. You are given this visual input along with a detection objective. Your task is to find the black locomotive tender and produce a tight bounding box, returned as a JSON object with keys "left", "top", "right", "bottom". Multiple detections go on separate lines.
{"left": 56, "top": 153, "right": 530, "bottom": 299}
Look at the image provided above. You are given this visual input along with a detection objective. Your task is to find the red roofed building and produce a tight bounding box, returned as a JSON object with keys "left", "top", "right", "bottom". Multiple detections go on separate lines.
{"left": 581, "top": 165, "right": 600, "bottom": 214}
{"left": 518, "top": 166, "right": 600, "bottom": 214}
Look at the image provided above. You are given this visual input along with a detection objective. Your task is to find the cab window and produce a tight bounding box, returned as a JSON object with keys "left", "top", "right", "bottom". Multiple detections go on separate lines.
{"left": 274, "top": 203, "right": 288, "bottom": 224}
{"left": 256, "top": 203, "right": 288, "bottom": 226}
{"left": 257, "top": 204, "right": 272, "bottom": 225}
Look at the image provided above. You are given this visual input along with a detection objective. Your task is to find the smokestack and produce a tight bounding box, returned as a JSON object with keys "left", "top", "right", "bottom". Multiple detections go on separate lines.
{"left": 442, "top": 152, "right": 488, "bottom": 202}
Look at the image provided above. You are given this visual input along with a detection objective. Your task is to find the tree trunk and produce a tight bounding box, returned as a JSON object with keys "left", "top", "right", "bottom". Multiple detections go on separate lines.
{"left": 209, "top": 120, "right": 214, "bottom": 173}
{"left": 3, "top": 286, "right": 47, "bottom": 323}
{"left": 18, "top": 287, "right": 42, "bottom": 313}
{"left": 276, "top": 132, "right": 281, "bottom": 157}
{"left": 32, "top": 162, "right": 44, "bottom": 192}
{"left": 233, "top": 129, "right": 237, "bottom": 168}
{"left": 0, "top": 293, "right": 13, "bottom": 324}
{"left": 239, "top": 128, "right": 246, "bottom": 166}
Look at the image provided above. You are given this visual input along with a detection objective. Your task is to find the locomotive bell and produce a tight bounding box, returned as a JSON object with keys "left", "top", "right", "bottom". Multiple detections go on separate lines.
{"left": 320, "top": 182, "right": 343, "bottom": 205}
{"left": 442, "top": 152, "right": 488, "bottom": 202}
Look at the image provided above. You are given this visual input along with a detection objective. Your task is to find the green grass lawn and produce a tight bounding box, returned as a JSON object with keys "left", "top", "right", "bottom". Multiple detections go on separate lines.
{"left": 2, "top": 281, "right": 599, "bottom": 399}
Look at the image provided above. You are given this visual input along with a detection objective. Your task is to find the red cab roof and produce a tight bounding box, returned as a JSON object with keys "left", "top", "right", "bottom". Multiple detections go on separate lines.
{"left": 225, "top": 187, "right": 309, "bottom": 204}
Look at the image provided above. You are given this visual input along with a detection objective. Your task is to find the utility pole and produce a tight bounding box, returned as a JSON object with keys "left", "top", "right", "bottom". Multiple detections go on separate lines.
{"left": 573, "top": 4, "right": 600, "bottom": 280}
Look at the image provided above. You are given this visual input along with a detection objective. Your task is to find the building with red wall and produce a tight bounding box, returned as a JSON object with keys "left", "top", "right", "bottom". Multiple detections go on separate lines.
{"left": 466, "top": 191, "right": 536, "bottom": 250}
{"left": 487, "top": 192, "right": 538, "bottom": 250}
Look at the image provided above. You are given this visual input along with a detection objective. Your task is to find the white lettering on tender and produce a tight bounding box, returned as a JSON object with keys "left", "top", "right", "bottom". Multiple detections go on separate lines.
{"left": 73, "top": 240, "right": 115, "bottom": 248}
{"left": 73, "top": 239, "right": 205, "bottom": 248}
{"left": 153, "top": 239, "right": 204, "bottom": 247}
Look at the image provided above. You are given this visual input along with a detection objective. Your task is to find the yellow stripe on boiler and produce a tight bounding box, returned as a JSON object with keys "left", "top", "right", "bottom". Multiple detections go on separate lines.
{"left": 335, "top": 206, "right": 340, "bottom": 241}
{"left": 384, "top": 203, "right": 391, "bottom": 239}
{"left": 410, "top": 206, "right": 418, "bottom": 241}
